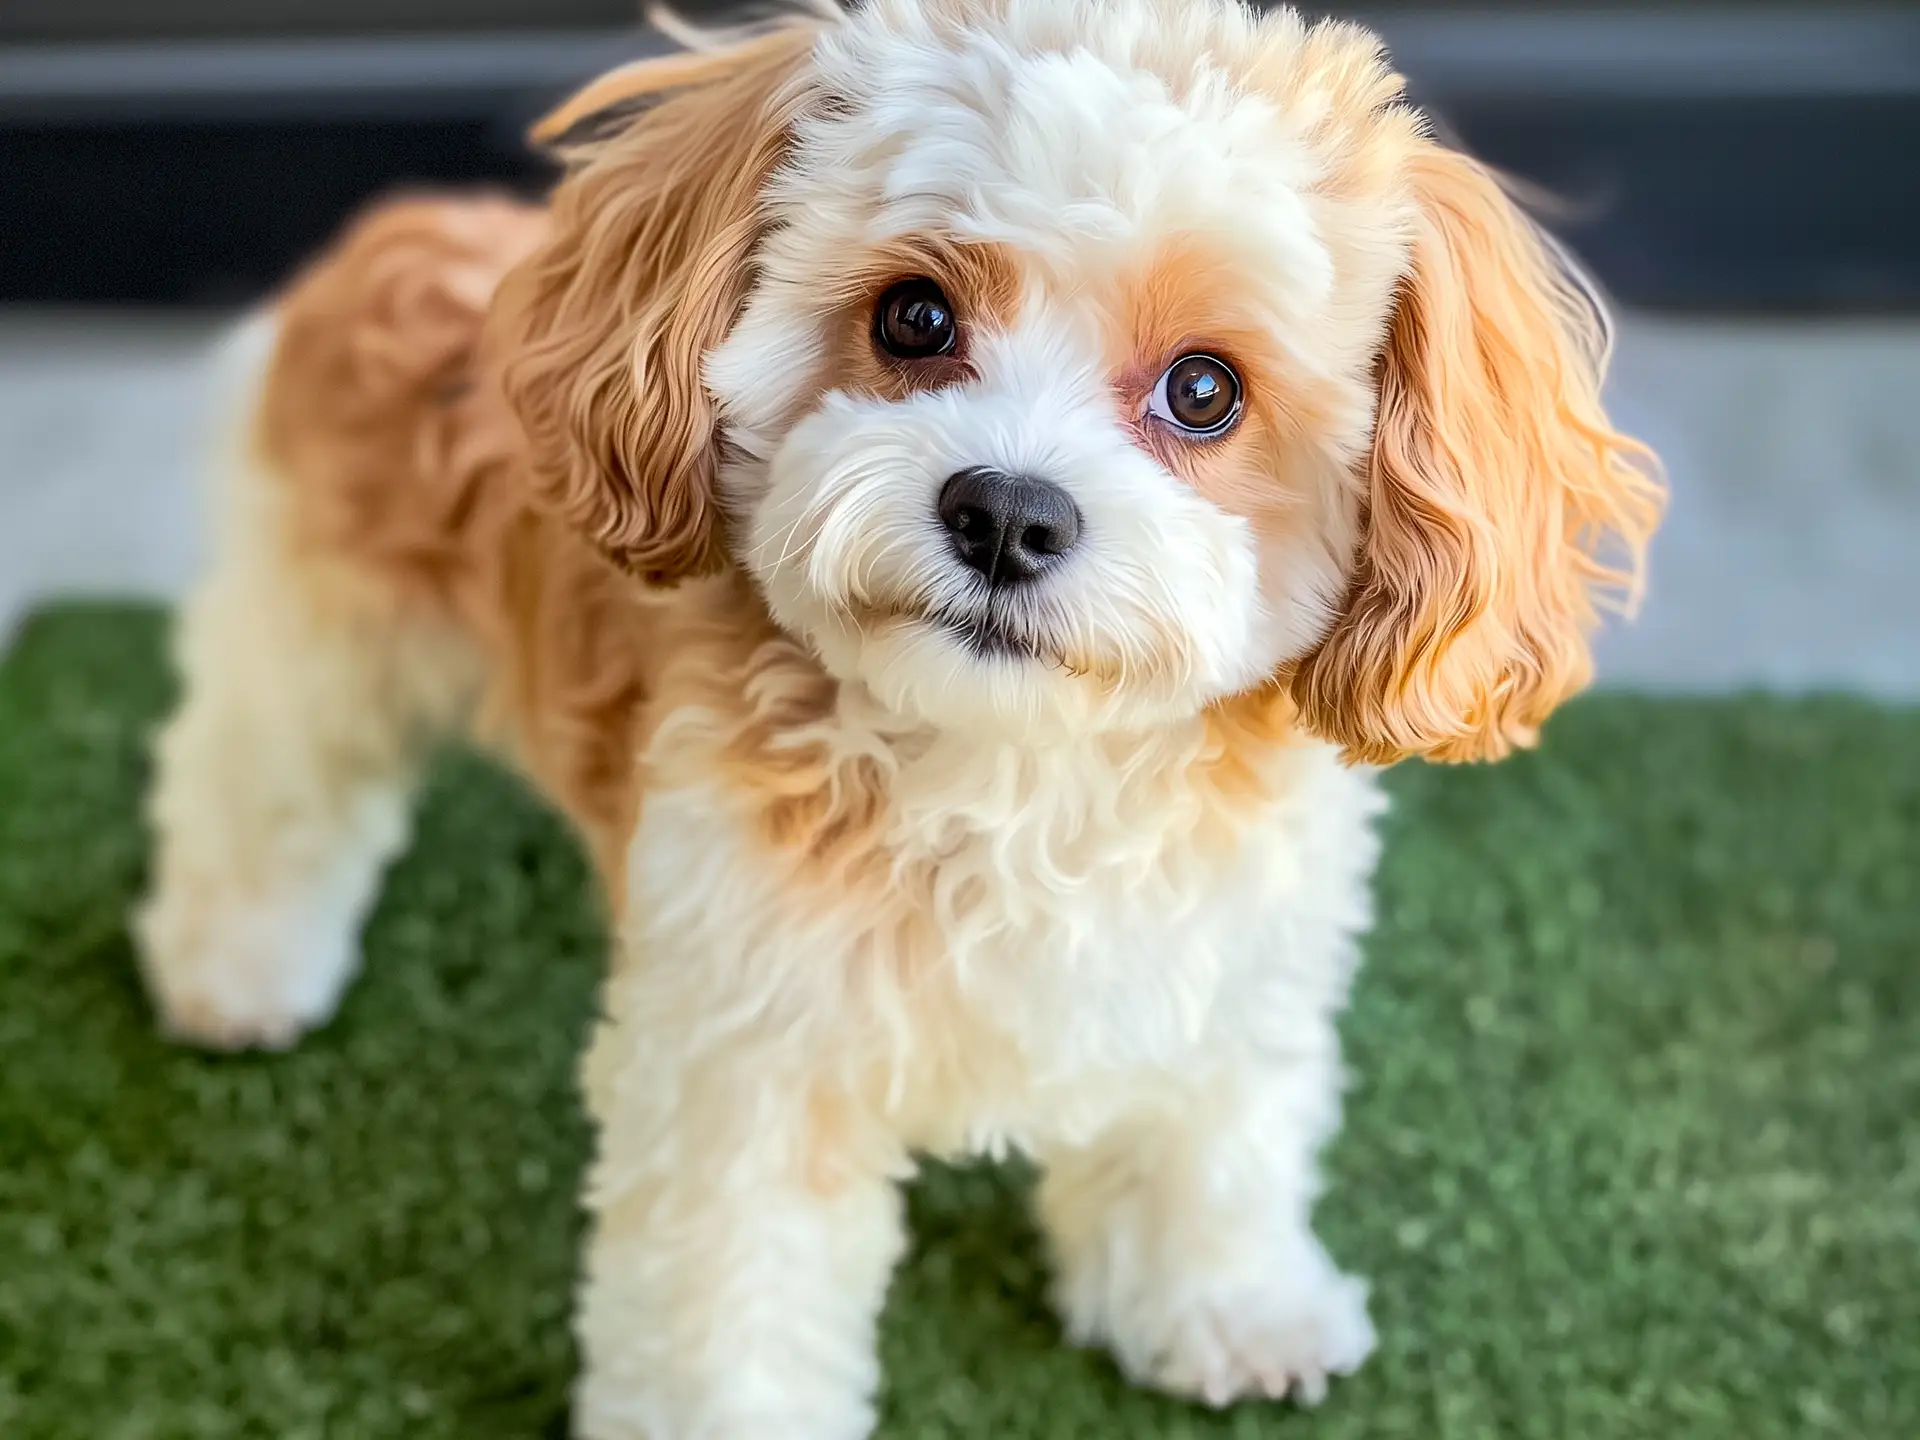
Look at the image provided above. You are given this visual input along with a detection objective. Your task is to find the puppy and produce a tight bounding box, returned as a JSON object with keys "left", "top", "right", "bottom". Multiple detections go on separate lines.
{"left": 135, "top": 1, "right": 1664, "bottom": 1435}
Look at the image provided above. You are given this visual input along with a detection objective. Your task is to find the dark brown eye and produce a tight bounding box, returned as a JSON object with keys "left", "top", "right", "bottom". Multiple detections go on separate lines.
{"left": 1148, "top": 353, "right": 1242, "bottom": 436}
{"left": 874, "top": 278, "right": 958, "bottom": 359}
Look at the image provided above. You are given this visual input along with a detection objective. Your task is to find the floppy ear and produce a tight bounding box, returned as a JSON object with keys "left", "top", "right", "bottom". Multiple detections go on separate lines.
{"left": 1290, "top": 144, "right": 1665, "bottom": 764}
{"left": 488, "top": 23, "right": 820, "bottom": 583}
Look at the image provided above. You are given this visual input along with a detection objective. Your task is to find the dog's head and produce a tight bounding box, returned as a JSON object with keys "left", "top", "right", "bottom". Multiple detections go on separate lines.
{"left": 493, "top": 0, "right": 1662, "bottom": 756}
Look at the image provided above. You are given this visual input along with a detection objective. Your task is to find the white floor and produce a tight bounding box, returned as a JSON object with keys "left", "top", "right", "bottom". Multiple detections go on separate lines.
{"left": 1, "top": 307, "right": 1916, "bottom": 696}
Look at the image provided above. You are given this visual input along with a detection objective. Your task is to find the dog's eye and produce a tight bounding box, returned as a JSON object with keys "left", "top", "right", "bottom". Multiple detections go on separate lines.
{"left": 1148, "top": 353, "right": 1242, "bottom": 436}
{"left": 874, "top": 278, "right": 958, "bottom": 359}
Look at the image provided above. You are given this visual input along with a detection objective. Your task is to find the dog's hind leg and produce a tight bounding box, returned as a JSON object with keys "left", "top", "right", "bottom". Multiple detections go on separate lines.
{"left": 135, "top": 196, "right": 545, "bottom": 1049}
{"left": 135, "top": 315, "right": 481, "bottom": 1050}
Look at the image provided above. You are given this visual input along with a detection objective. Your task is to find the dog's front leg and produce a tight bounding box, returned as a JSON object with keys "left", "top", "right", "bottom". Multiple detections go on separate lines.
{"left": 572, "top": 928, "right": 908, "bottom": 1440}
{"left": 1037, "top": 1040, "right": 1375, "bottom": 1410}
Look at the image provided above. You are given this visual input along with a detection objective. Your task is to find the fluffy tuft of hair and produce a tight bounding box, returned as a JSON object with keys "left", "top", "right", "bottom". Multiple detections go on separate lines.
{"left": 489, "top": 20, "right": 826, "bottom": 584}
{"left": 1289, "top": 144, "right": 1666, "bottom": 764}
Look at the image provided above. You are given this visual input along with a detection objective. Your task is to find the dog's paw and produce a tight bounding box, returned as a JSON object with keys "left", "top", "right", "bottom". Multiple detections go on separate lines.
{"left": 1071, "top": 1236, "right": 1376, "bottom": 1409}
{"left": 1143, "top": 1261, "right": 1374, "bottom": 1407}
{"left": 149, "top": 979, "right": 321, "bottom": 1052}
{"left": 135, "top": 890, "right": 359, "bottom": 1051}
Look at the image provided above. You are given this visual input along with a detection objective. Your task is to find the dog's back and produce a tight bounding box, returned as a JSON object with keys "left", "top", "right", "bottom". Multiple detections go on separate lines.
{"left": 254, "top": 195, "right": 544, "bottom": 613}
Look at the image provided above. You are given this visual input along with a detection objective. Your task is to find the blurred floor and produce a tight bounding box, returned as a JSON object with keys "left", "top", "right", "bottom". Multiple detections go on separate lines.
{"left": 1, "top": 307, "right": 1916, "bottom": 696}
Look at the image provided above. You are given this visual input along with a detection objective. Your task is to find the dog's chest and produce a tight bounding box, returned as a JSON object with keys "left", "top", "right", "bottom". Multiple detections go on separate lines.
{"left": 861, "top": 736, "right": 1375, "bottom": 1145}
{"left": 622, "top": 719, "right": 1383, "bottom": 1153}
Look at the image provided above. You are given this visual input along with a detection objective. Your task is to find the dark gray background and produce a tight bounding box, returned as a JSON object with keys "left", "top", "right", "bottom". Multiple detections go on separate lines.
{"left": 3, "top": 3, "right": 1918, "bottom": 309}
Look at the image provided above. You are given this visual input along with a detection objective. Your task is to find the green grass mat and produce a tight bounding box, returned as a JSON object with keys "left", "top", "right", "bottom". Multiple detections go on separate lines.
{"left": 1, "top": 606, "right": 1915, "bottom": 1439}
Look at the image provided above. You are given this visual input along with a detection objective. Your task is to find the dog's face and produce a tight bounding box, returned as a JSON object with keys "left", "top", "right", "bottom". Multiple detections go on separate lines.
{"left": 708, "top": 8, "right": 1396, "bottom": 736}
{"left": 497, "top": 0, "right": 1663, "bottom": 757}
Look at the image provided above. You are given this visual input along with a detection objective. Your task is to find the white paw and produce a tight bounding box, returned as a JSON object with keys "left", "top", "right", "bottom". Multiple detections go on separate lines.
{"left": 1074, "top": 1237, "right": 1376, "bottom": 1409}
{"left": 1144, "top": 1263, "right": 1374, "bottom": 1407}
{"left": 135, "top": 887, "right": 362, "bottom": 1051}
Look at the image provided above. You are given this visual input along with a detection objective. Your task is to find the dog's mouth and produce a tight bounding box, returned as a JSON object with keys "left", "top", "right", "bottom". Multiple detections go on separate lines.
{"left": 922, "top": 604, "right": 1050, "bottom": 662}
{"left": 836, "top": 596, "right": 1146, "bottom": 693}
{"left": 854, "top": 598, "right": 1064, "bottom": 667}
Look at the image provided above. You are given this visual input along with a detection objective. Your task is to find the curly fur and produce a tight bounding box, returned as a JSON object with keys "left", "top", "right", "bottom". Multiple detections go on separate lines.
{"left": 135, "top": 3, "right": 1663, "bottom": 1436}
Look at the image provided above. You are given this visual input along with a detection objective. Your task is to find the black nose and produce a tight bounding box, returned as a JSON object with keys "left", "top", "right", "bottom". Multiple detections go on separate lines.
{"left": 936, "top": 467, "right": 1081, "bottom": 585}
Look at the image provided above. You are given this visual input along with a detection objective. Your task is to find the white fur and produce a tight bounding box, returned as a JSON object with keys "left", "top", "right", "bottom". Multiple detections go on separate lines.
{"left": 577, "top": 779, "right": 914, "bottom": 1440}
{"left": 742, "top": 340, "right": 1268, "bottom": 737}
{"left": 137, "top": 317, "right": 479, "bottom": 1049}
{"left": 142, "top": 2, "right": 1421, "bottom": 1435}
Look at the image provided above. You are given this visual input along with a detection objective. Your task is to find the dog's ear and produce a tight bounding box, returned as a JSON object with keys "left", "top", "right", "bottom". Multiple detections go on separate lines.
{"left": 488, "top": 24, "right": 820, "bottom": 583}
{"left": 1290, "top": 144, "right": 1665, "bottom": 763}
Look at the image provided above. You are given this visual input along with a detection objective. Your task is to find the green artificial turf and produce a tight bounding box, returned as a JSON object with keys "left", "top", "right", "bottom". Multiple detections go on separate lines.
{"left": 1, "top": 605, "right": 1915, "bottom": 1439}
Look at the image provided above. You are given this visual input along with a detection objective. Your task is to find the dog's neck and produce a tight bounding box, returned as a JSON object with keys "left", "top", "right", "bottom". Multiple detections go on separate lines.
{"left": 634, "top": 569, "right": 1325, "bottom": 899}
{"left": 808, "top": 656, "right": 1320, "bottom": 877}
